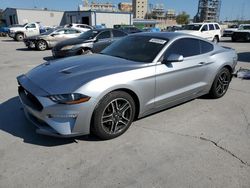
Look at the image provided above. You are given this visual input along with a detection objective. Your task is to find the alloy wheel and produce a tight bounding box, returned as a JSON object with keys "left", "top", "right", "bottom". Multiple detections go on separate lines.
{"left": 101, "top": 98, "right": 132, "bottom": 134}
{"left": 215, "top": 71, "right": 230, "bottom": 96}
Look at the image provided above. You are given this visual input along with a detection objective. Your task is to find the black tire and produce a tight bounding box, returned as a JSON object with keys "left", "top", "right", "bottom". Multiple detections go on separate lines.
{"left": 212, "top": 36, "right": 219, "bottom": 43}
{"left": 91, "top": 91, "right": 136, "bottom": 140}
{"left": 209, "top": 67, "right": 231, "bottom": 99}
{"left": 36, "top": 40, "right": 48, "bottom": 51}
{"left": 15, "top": 33, "right": 24, "bottom": 41}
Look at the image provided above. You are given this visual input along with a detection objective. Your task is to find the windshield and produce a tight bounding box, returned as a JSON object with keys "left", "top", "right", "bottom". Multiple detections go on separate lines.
{"left": 239, "top": 25, "right": 250, "bottom": 30}
{"left": 42, "top": 28, "right": 56, "bottom": 35}
{"left": 101, "top": 35, "right": 168, "bottom": 62}
{"left": 78, "top": 30, "right": 100, "bottom": 40}
{"left": 183, "top": 24, "right": 202, "bottom": 31}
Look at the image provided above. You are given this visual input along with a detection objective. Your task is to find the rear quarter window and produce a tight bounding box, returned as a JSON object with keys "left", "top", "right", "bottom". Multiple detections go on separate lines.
{"left": 215, "top": 24, "right": 220, "bottom": 30}
{"left": 200, "top": 40, "right": 214, "bottom": 54}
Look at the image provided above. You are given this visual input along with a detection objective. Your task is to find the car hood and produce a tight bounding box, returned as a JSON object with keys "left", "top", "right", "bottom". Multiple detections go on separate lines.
{"left": 23, "top": 54, "right": 143, "bottom": 94}
{"left": 224, "top": 28, "right": 238, "bottom": 31}
{"left": 54, "top": 38, "right": 93, "bottom": 50}
{"left": 234, "top": 30, "right": 250, "bottom": 33}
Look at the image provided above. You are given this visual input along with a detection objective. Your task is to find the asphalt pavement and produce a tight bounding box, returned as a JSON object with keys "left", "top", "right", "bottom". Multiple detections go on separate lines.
{"left": 0, "top": 37, "right": 250, "bottom": 188}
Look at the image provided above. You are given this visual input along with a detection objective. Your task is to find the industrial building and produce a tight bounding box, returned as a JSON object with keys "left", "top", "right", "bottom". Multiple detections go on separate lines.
{"left": 64, "top": 10, "right": 132, "bottom": 28}
{"left": 3, "top": 8, "right": 64, "bottom": 26}
{"left": 132, "top": 0, "right": 148, "bottom": 19}
{"left": 194, "top": 0, "right": 221, "bottom": 22}
{"left": 2, "top": 8, "right": 133, "bottom": 28}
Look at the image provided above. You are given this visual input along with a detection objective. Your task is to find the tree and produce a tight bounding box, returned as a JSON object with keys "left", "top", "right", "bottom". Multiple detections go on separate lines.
{"left": 176, "top": 12, "right": 190, "bottom": 25}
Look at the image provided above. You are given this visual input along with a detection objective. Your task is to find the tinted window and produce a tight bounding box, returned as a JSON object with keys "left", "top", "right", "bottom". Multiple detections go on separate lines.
{"left": 101, "top": 36, "right": 168, "bottom": 62}
{"left": 78, "top": 30, "right": 100, "bottom": 39}
{"left": 215, "top": 24, "right": 220, "bottom": 30}
{"left": 200, "top": 40, "right": 214, "bottom": 54}
{"left": 183, "top": 24, "right": 202, "bottom": 31}
{"left": 201, "top": 25, "right": 208, "bottom": 31}
{"left": 97, "top": 31, "right": 111, "bottom": 40}
{"left": 113, "top": 30, "right": 127, "bottom": 38}
{"left": 165, "top": 38, "right": 200, "bottom": 58}
{"left": 26, "top": 24, "right": 36, "bottom": 28}
{"left": 65, "top": 29, "right": 80, "bottom": 34}
{"left": 209, "top": 24, "right": 215, "bottom": 30}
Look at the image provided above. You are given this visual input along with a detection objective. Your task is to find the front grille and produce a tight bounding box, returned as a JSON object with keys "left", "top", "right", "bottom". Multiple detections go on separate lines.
{"left": 18, "top": 86, "right": 43, "bottom": 111}
{"left": 234, "top": 32, "right": 248, "bottom": 39}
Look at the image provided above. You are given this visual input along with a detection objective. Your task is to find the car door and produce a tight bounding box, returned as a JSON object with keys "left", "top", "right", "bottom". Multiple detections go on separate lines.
{"left": 25, "top": 23, "right": 38, "bottom": 37}
{"left": 63, "top": 29, "right": 81, "bottom": 39}
{"left": 155, "top": 38, "right": 211, "bottom": 107}
{"left": 49, "top": 29, "right": 66, "bottom": 46}
{"left": 200, "top": 24, "right": 211, "bottom": 40}
{"left": 92, "top": 30, "right": 112, "bottom": 53}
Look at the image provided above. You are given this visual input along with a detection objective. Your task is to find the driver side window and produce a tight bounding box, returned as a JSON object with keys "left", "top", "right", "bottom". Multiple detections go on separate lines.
{"left": 26, "top": 24, "right": 36, "bottom": 29}
{"left": 201, "top": 24, "right": 208, "bottom": 31}
{"left": 97, "top": 31, "right": 111, "bottom": 40}
{"left": 164, "top": 38, "right": 200, "bottom": 59}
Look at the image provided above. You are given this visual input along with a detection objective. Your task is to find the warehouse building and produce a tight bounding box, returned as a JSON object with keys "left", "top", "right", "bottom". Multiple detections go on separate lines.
{"left": 63, "top": 10, "right": 133, "bottom": 28}
{"left": 3, "top": 8, "right": 64, "bottom": 26}
{"left": 3, "top": 8, "right": 133, "bottom": 28}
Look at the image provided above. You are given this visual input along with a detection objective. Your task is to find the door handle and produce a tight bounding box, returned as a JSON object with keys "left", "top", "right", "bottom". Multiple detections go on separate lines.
{"left": 198, "top": 62, "right": 206, "bottom": 66}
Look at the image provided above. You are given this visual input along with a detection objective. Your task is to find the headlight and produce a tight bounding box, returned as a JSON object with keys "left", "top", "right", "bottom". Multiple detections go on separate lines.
{"left": 48, "top": 93, "right": 90, "bottom": 104}
{"left": 61, "top": 45, "right": 74, "bottom": 51}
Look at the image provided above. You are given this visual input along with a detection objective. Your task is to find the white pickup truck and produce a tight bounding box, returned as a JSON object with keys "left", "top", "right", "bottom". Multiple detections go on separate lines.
{"left": 9, "top": 22, "right": 41, "bottom": 41}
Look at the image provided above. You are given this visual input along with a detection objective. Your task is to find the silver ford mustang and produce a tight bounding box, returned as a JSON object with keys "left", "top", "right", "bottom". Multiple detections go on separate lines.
{"left": 17, "top": 32, "right": 238, "bottom": 139}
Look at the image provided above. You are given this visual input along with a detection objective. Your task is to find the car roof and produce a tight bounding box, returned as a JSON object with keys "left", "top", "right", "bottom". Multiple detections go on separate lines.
{"left": 131, "top": 32, "right": 195, "bottom": 40}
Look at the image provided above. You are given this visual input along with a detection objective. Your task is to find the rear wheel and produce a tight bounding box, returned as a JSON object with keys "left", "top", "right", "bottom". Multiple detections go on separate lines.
{"left": 209, "top": 67, "right": 231, "bottom": 99}
{"left": 15, "top": 33, "right": 24, "bottom": 41}
{"left": 91, "top": 91, "right": 135, "bottom": 140}
{"left": 36, "top": 40, "right": 48, "bottom": 51}
{"left": 212, "top": 36, "right": 219, "bottom": 43}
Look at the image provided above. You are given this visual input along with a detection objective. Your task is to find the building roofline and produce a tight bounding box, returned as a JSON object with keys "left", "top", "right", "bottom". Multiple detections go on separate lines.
{"left": 3, "top": 7, "right": 65, "bottom": 12}
{"left": 65, "top": 10, "right": 132, "bottom": 15}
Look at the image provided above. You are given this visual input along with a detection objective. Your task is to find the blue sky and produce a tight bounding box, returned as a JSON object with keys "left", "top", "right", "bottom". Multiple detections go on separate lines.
{"left": 1, "top": 0, "right": 250, "bottom": 20}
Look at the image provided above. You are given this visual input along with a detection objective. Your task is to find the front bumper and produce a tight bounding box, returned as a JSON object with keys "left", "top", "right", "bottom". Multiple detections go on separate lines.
{"left": 17, "top": 75, "right": 97, "bottom": 137}
{"left": 23, "top": 39, "right": 36, "bottom": 49}
{"left": 9, "top": 32, "right": 15, "bottom": 38}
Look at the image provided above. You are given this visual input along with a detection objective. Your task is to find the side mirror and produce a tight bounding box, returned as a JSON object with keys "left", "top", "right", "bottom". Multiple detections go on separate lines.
{"left": 163, "top": 54, "right": 184, "bottom": 64}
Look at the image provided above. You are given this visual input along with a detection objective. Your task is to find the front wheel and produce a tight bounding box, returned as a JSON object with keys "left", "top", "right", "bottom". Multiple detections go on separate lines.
{"left": 91, "top": 91, "right": 136, "bottom": 140}
{"left": 209, "top": 68, "right": 231, "bottom": 99}
{"left": 15, "top": 33, "right": 24, "bottom": 41}
{"left": 36, "top": 40, "right": 48, "bottom": 51}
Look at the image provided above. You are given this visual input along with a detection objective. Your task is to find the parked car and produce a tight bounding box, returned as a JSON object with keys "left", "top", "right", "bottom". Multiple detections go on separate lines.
{"left": 231, "top": 24, "right": 250, "bottom": 42}
{"left": 23, "top": 28, "right": 82, "bottom": 51}
{"left": 118, "top": 26, "right": 142, "bottom": 34}
{"left": 142, "top": 27, "right": 161, "bottom": 32}
{"left": 222, "top": 24, "right": 238, "bottom": 37}
{"left": 9, "top": 22, "right": 41, "bottom": 41}
{"left": 0, "top": 26, "right": 9, "bottom": 37}
{"left": 52, "top": 28, "right": 127, "bottom": 58}
{"left": 17, "top": 32, "right": 237, "bottom": 139}
{"left": 65, "top": 23, "right": 93, "bottom": 33}
{"left": 177, "top": 23, "right": 221, "bottom": 42}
